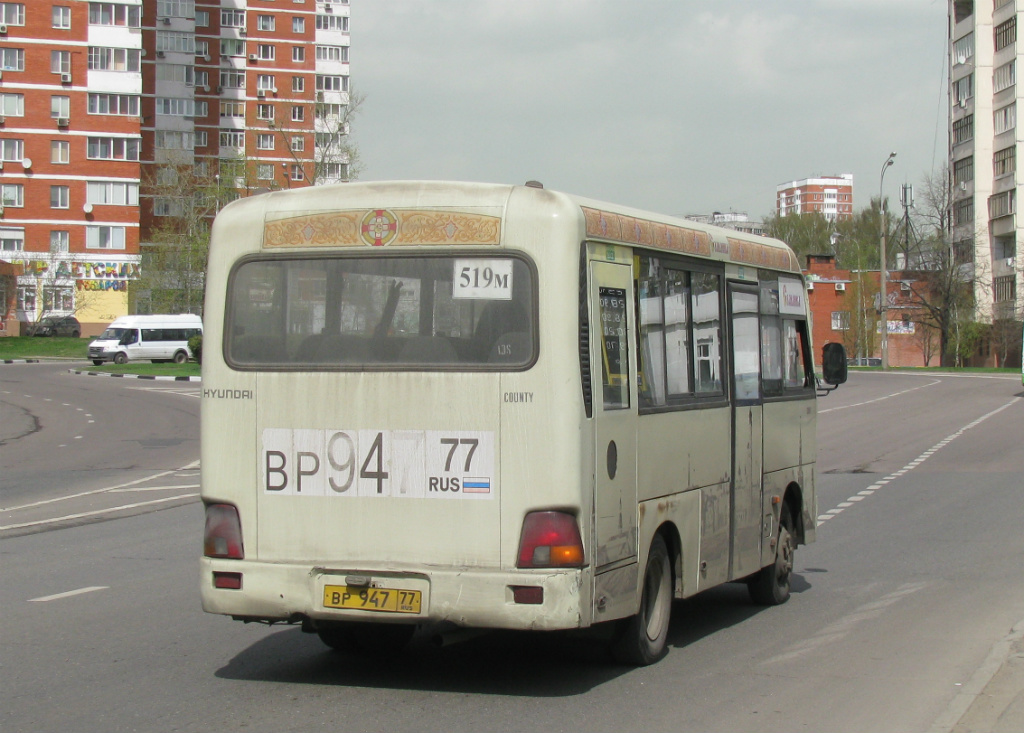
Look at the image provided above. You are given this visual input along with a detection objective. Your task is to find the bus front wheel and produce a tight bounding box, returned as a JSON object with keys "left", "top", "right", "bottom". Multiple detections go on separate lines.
{"left": 173, "top": 350, "right": 188, "bottom": 364}
{"left": 611, "top": 534, "right": 672, "bottom": 666}
{"left": 748, "top": 505, "right": 795, "bottom": 606}
{"left": 113, "top": 352, "right": 128, "bottom": 365}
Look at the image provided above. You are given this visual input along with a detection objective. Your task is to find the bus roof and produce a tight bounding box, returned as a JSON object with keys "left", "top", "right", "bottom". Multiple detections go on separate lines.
{"left": 214, "top": 180, "right": 801, "bottom": 274}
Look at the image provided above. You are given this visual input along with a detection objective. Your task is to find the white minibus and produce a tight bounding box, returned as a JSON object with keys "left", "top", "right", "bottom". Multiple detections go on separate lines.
{"left": 200, "top": 181, "right": 846, "bottom": 664}
{"left": 88, "top": 314, "right": 202, "bottom": 365}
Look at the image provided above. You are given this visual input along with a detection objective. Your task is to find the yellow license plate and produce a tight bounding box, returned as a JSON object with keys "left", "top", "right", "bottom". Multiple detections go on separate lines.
{"left": 323, "top": 585, "right": 422, "bottom": 614}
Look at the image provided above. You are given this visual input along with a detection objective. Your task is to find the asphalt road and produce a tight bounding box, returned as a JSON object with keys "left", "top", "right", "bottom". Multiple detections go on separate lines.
{"left": 1, "top": 365, "right": 1022, "bottom": 733}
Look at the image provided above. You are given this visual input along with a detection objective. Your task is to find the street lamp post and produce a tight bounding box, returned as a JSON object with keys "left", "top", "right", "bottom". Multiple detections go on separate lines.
{"left": 879, "top": 152, "right": 896, "bottom": 370}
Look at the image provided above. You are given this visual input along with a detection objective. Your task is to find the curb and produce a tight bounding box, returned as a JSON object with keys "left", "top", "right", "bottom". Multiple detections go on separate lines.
{"left": 67, "top": 368, "right": 201, "bottom": 383}
{"left": 1, "top": 359, "right": 41, "bottom": 364}
{"left": 929, "top": 617, "right": 1024, "bottom": 733}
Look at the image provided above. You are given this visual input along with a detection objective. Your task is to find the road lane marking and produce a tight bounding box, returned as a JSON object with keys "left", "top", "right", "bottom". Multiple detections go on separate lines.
{"left": 108, "top": 483, "right": 200, "bottom": 493}
{"left": 29, "top": 586, "right": 109, "bottom": 603}
{"left": 0, "top": 460, "right": 201, "bottom": 512}
{"left": 0, "top": 493, "right": 199, "bottom": 531}
{"left": 818, "top": 378, "right": 940, "bottom": 414}
{"left": 817, "top": 396, "right": 1021, "bottom": 524}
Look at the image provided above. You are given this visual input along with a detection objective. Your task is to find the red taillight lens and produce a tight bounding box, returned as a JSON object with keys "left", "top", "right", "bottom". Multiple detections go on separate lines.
{"left": 516, "top": 511, "right": 585, "bottom": 568}
{"left": 204, "top": 503, "right": 244, "bottom": 559}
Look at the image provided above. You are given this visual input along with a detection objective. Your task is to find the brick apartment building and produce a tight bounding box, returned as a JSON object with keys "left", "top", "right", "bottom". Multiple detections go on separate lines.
{"left": 777, "top": 174, "right": 854, "bottom": 221}
{"left": 804, "top": 254, "right": 943, "bottom": 368}
{"left": 0, "top": 0, "right": 351, "bottom": 336}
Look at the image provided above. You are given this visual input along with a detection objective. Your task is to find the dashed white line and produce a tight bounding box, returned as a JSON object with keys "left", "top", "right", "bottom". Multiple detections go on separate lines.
{"left": 818, "top": 397, "right": 1021, "bottom": 524}
{"left": 29, "top": 586, "right": 109, "bottom": 603}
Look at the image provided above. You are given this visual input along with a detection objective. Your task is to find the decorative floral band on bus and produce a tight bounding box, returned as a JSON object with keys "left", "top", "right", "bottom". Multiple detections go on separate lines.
{"left": 583, "top": 207, "right": 712, "bottom": 257}
{"left": 263, "top": 209, "right": 502, "bottom": 248}
{"left": 726, "top": 237, "right": 800, "bottom": 272}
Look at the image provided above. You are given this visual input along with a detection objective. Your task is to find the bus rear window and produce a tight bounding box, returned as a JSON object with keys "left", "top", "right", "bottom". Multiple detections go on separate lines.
{"left": 225, "top": 254, "right": 536, "bottom": 370}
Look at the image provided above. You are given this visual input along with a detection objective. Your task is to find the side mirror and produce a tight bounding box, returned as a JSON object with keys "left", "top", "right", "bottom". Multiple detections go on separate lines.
{"left": 822, "top": 342, "right": 848, "bottom": 386}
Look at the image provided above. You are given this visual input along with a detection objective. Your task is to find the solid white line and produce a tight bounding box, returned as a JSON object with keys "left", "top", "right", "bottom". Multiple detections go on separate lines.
{"left": 108, "top": 484, "right": 200, "bottom": 493}
{"left": 0, "top": 493, "right": 199, "bottom": 531}
{"left": 29, "top": 586, "right": 109, "bottom": 603}
{"left": 0, "top": 460, "right": 201, "bottom": 512}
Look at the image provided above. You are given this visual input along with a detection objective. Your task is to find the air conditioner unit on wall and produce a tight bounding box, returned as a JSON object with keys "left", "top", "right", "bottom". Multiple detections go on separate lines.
{"left": 60, "top": 73, "right": 72, "bottom": 83}
{"left": 57, "top": 117, "right": 69, "bottom": 127}
{"left": 257, "top": 89, "right": 266, "bottom": 97}
{"left": 835, "top": 282, "right": 846, "bottom": 292}
{"left": 0, "top": 24, "right": 8, "bottom": 34}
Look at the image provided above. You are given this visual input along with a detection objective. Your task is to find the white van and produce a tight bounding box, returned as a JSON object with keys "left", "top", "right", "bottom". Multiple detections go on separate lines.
{"left": 88, "top": 314, "right": 203, "bottom": 365}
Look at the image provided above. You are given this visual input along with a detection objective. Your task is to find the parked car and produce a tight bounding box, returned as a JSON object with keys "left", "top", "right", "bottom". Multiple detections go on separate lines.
{"left": 31, "top": 315, "right": 81, "bottom": 338}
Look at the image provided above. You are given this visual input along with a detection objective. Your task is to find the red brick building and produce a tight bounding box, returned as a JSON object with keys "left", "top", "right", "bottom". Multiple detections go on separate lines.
{"left": 0, "top": 0, "right": 351, "bottom": 336}
{"left": 805, "top": 254, "right": 940, "bottom": 367}
{"left": 777, "top": 174, "right": 855, "bottom": 221}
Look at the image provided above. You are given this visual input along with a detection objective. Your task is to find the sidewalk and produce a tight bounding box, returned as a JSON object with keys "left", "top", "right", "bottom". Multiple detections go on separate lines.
{"left": 931, "top": 619, "right": 1024, "bottom": 733}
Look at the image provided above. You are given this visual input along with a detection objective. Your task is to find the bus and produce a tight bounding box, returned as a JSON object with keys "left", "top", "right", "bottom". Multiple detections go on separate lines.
{"left": 200, "top": 180, "right": 847, "bottom": 665}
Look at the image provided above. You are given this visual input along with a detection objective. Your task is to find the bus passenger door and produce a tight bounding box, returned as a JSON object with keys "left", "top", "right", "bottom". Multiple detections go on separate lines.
{"left": 590, "top": 260, "right": 638, "bottom": 571}
{"left": 728, "top": 285, "right": 764, "bottom": 580}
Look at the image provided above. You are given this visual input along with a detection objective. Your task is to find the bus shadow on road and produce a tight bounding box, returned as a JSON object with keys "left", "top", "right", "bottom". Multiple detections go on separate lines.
{"left": 214, "top": 574, "right": 813, "bottom": 696}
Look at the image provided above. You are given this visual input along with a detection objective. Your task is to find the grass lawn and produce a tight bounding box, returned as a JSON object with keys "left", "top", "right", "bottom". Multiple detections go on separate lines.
{"left": 1, "top": 337, "right": 199, "bottom": 377}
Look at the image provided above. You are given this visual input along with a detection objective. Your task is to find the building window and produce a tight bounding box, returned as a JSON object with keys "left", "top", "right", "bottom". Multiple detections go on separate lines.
{"left": 994, "top": 103, "right": 1017, "bottom": 134}
{"left": 89, "top": 3, "right": 141, "bottom": 27}
{"left": 256, "top": 133, "right": 275, "bottom": 150}
{"left": 290, "top": 164, "right": 305, "bottom": 181}
{"left": 954, "top": 198, "right": 974, "bottom": 227}
{"left": 220, "top": 101, "right": 245, "bottom": 119}
{"left": 257, "top": 163, "right": 274, "bottom": 180}
{"left": 257, "top": 44, "right": 276, "bottom": 61}
{"left": 291, "top": 105, "right": 304, "bottom": 121}
{"left": 292, "top": 17, "right": 305, "bottom": 33}
{"left": 157, "top": 0, "right": 195, "bottom": 18}
{"left": 292, "top": 46, "right": 305, "bottom": 62}
{"left": 256, "top": 103, "right": 274, "bottom": 120}
{"left": 219, "top": 130, "right": 245, "bottom": 148}
{"left": 257, "top": 74, "right": 276, "bottom": 90}
{"left": 51, "top": 140, "right": 70, "bottom": 164}
{"left": 86, "top": 137, "right": 140, "bottom": 160}
{"left": 0, "top": 92, "right": 24, "bottom": 116}
{"left": 994, "top": 275, "right": 1017, "bottom": 303}
{"left": 50, "top": 185, "right": 70, "bottom": 209}
{"left": 86, "top": 181, "right": 139, "bottom": 205}
{"left": 953, "top": 239, "right": 973, "bottom": 265}
{"left": 88, "top": 47, "right": 142, "bottom": 72}
{"left": 315, "top": 14, "right": 348, "bottom": 32}
{"left": 1, "top": 183, "right": 25, "bottom": 208}
{"left": 989, "top": 190, "right": 1015, "bottom": 219}
{"left": 220, "top": 38, "right": 245, "bottom": 57}
{"left": 994, "top": 146, "right": 1016, "bottom": 177}
{"left": 316, "top": 75, "right": 347, "bottom": 92}
{"left": 0, "top": 138, "right": 24, "bottom": 161}
{"left": 291, "top": 135, "right": 304, "bottom": 152}
{"left": 953, "top": 32, "right": 974, "bottom": 65}
{"left": 953, "top": 155, "right": 974, "bottom": 185}
{"left": 994, "top": 61, "right": 1016, "bottom": 93}
{"left": 219, "top": 71, "right": 245, "bottom": 89}
{"left": 88, "top": 93, "right": 141, "bottom": 116}
{"left": 953, "top": 114, "right": 973, "bottom": 145}
{"left": 831, "top": 311, "right": 850, "bottom": 331}
{"left": 316, "top": 45, "right": 349, "bottom": 62}
{"left": 42, "top": 286, "right": 74, "bottom": 312}
{"left": 1, "top": 48, "right": 25, "bottom": 71}
{"left": 1, "top": 227, "right": 25, "bottom": 252}
{"left": 17, "top": 284, "right": 35, "bottom": 311}
{"left": 221, "top": 9, "right": 245, "bottom": 27}
{"left": 50, "top": 230, "right": 70, "bottom": 253}
{"left": 86, "top": 225, "right": 127, "bottom": 250}
{"left": 0, "top": 2, "right": 25, "bottom": 25}
{"left": 292, "top": 76, "right": 305, "bottom": 92}
{"left": 953, "top": 74, "right": 973, "bottom": 105}
{"left": 156, "top": 31, "right": 195, "bottom": 54}
{"left": 51, "top": 50, "right": 71, "bottom": 74}
{"left": 995, "top": 17, "right": 1016, "bottom": 52}
{"left": 52, "top": 6, "right": 71, "bottom": 28}
{"left": 154, "top": 130, "right": 196, "bottom": 150}
{"left": 257, "top": 14, "right": 275, "bottom": 31}
{"left": 51, "top": 95, "right": 70, "bottom": 118}
{"left": 195, "top": 9, "right": 209, "bottom": 26}
{"left": 156, "top": 97, "right": 199, "bottom": 117}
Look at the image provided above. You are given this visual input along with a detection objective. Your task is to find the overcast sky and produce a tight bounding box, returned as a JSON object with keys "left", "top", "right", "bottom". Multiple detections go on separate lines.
{"left": 353, "top": 1, "right": 949, "bottom": 221}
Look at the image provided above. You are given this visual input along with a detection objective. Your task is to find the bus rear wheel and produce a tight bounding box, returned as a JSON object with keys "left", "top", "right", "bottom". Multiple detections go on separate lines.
{"left": 611, "top": 534, "right": 672, "bottom": 665}
{"left": 748, "top": 505, "right": 795, "bottom": 606}
{"left": 173, "top": 350, "right": 188, "bottom": 364}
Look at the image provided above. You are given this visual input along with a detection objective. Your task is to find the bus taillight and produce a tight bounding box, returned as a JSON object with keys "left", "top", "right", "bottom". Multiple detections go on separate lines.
{"left": 516, "top": 511, "right": 585, "bottom": 568}
{"left": 204, "top": 504, "right": 244, "bottom": 559}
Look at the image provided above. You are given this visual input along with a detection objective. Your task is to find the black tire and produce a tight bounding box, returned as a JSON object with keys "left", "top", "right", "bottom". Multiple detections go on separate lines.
{"left": 71, "top": 331, "right": 80, "bottom": 338}
{"left": 113, "top": 352, "right": 128, "bottom": 365}
{"left": 173, "top": 350, "right": 188, "bottom": 364}
{"left": 611, "top": 534, "right": 673, "bottom": 665}
{"left": 318, "top": 623, "right": 414, "bottom": 656}
{"left": 92, "top": 360, "right": 103, "bottom": 366}
{"left": 748, "top": 505, "right": 796, "bottom": 606}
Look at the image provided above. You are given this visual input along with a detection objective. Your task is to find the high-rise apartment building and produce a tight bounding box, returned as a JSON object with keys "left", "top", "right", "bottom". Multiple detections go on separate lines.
{"left": 776, "top": 174, "right": 854, "bottom": 221}
{"left": 0, "top": 0, "right": 351, "bottom": 336}
{"left": 950, "top": 0, "right": 1023, "bottom": 327}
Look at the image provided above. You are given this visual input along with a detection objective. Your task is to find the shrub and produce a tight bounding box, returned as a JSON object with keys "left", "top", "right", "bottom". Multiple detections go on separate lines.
{"left": 188, "top": 334, "right": 203, "bottom": 364}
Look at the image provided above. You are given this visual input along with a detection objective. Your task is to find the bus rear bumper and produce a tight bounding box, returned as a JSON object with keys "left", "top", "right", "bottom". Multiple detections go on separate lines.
{"left": 200, "top": 558, "right": 590, "bottom": 631}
